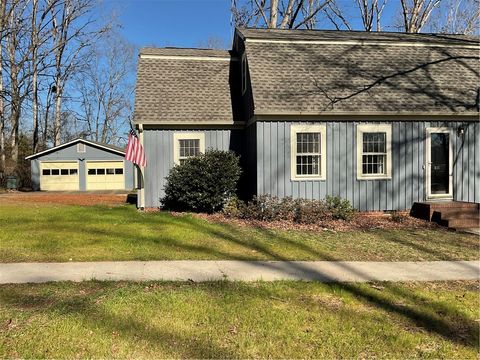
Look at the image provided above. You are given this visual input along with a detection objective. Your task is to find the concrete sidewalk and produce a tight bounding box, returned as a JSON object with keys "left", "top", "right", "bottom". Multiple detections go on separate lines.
{"left": 0, "top": 260, "right": 479, "bottom": 284}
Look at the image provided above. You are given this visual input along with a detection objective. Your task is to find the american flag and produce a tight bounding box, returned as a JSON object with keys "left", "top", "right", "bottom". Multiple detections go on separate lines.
{"left": 125, "top": 129, "right": 146, "bottom": 167}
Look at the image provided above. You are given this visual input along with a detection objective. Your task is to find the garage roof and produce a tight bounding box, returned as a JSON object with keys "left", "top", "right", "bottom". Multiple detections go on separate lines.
{"left": 25, "top": 138, "right": 125, "bottom": 160}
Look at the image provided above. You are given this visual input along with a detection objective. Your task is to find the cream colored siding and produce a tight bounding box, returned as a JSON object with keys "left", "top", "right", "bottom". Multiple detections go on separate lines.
{"left": 40, "top": 162, "right": 79, "bottom": 191}
{"left": 86, "top": 161, "right": 125, "bottom": 190}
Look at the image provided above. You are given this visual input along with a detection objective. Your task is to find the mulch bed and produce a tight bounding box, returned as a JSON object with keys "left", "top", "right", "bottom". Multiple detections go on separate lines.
{"left": 0, "top": 191, "right": 129, "bottom": 206}
{"left": 192, "top": 211, "right": 437, "bottom": 232}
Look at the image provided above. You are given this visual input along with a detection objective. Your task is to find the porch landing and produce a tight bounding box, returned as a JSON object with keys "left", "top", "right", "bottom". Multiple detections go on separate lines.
{"left": 410, "top": 201, "right": 480, "bottom": 232}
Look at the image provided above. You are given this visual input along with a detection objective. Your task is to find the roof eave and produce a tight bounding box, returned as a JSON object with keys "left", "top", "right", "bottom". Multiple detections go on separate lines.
{"left": 251, "top": 111, "right": 480, "bottom": 123}
{"left": 25, "top": 138, "right": 125, "bottom": 160}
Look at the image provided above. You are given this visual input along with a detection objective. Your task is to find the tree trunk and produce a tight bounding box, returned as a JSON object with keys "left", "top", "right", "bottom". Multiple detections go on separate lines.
{"left": 270, "top": 0, "right": 278, "bottom": 27}
{"left": 32, "top": 0, "right": 40, "bottom": 153}
{"left": 7, "top": 8, "right": 19, "bottom": 166}
{"left": 0, "top": 0, "right": 6, "bottom": 176}
{"left": 54, "top": 84, "right": 62, "bottom": 146}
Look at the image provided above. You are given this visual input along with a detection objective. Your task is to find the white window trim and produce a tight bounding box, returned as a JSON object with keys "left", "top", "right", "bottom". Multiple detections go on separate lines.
{"left": 290, "top": 124, "right": 327, "bottom": 181}
{"left": 77, "top": 142, "right": 86, "bottom": 153}
{"left": 356, "top": 124, "right": 392, "bottom": 180}
{"left": 425, "top": 127, "right": 453, "bottom": 200}
{"left": 173, "top": 132, "right": 205, "bottom": 165}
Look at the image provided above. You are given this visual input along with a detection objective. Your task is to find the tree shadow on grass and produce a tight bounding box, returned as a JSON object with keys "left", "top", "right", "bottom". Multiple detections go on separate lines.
{"left": 0, "top": 284, "right": 239, "bottom": 359}
{"left": 0, "top": 280, "right": 478, "bottom": 357}
{"left": 7, "top": 207, "right": 479, "bottom": 349}
{"left": 169, "top": 217, "right": 480, "bottom": 349}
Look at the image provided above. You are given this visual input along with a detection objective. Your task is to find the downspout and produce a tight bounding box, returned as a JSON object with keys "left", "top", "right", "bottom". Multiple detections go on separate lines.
{"left": 138, "top": 124, "right": 146, "bottom": 209}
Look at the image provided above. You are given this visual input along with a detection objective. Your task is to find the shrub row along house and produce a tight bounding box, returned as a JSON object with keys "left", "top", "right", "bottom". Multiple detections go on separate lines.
{"left": 134, "top": 28, "right": 479, "bottom": 211}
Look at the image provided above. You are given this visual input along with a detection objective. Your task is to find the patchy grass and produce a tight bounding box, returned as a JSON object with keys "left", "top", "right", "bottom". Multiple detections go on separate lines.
{"left": 0, "top": 202, "right": 477, "bottom": 262}
{"left": 0, "top": 281, "right": 478, "bottom": 358}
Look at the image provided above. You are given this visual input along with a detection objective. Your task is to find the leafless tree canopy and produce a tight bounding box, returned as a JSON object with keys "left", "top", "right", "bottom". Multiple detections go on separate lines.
{"left": 232, "top": 0, "right": 333, "bottom": 29}
{"left": 232, "top": 0, "right": 479, "bottom": 33}
{"left": 0, "top": 0, "right": 134, "bottom": 178}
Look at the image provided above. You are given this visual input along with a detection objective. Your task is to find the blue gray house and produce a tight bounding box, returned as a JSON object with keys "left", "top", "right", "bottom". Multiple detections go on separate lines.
{"left": 133, "top": 28, "right": 479, "bottom": 213}
{"left": 26, "top": 138, "right": 134, "bottom": 191}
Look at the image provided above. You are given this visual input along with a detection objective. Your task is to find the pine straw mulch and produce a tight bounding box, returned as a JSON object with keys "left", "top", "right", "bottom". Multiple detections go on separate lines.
{"left": 0, "top": 191, "right": 130, "bottom": 207}
{"left": 182, "top": 211, "right": 438, "bottom": 233}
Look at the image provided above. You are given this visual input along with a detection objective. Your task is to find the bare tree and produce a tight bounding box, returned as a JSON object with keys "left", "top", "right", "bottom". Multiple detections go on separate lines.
{"left": 73, "top": 31, "right": 135, "bottom": 145}
{"left": 49, "top": 0, "right": 103, "bottom": 146}
{"left": 355, "top": 0, "right": 388, "bottom": 31}
{"left": 0, "top": 0, "right": 7, "bottom": 176}
{"left": 197, "top": 36, "right": 227, "bottom": 49}
{"left": 400, "top": 0, "right": 442, "bottom": 33}
{"left": 428, "top": 0, "right": 480, "bottom": 34}
{"left": 232, "top": 0, "right": 333, "bottom": 29}
{"left": 4, "top": 0, "right": 32, "bottom": 165}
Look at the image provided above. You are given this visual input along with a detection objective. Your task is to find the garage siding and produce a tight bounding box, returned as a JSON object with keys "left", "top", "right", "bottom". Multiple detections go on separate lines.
{"left": 31, "top": 143, "right": 134, "bottom": 191}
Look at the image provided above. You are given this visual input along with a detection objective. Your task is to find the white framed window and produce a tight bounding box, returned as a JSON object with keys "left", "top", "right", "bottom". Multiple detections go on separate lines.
{"left": 77, "top": 142, "right": 86, "bottom": 153}
{"left": 241, "top": 53, "right": 247, "bottom": 95}
{"left": 356, "top": 124, "right": 392, "bottom": 180}
{"left": 290, "top": 124, "right": 327, "bottom": 181}
{"left": 173, "top": 132, "right": 205, "bottom": 165}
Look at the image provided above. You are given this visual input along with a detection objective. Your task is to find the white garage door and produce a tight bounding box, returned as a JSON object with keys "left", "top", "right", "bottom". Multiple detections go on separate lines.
{"left": 40, "top": 162, "right": 79, "bottom": 191}
{"left": 86, "top": 161, "right": 125, "bottom": 190}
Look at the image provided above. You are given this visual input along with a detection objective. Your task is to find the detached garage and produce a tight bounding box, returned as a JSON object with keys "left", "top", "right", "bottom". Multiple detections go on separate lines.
{"left": 26, "top": 139, "right": 134, "bottom": 192}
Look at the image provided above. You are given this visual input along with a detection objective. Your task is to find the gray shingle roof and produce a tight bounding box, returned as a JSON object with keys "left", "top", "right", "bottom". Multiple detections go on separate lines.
{"left": 134, "top": 48, "right": 238, "bottom": 124}
{"left": 238, "top": 28, "right": 480, "bottom": 46}
{"left": 239, "top": 28, "right": 480, "bottom": 116}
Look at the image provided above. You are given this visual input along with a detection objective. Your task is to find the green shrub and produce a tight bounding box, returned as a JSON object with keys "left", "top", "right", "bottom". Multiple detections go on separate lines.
{"left": 222, "top": 196, "right": 244, "bottom": 218}
{"left": 325, "top": 196, "right": 355, "bottom": 220}
{"left": 390, "top": 211, "right": 408, "bottom": 223}
{"left": 241, "top": 195, "right": 294, "bottom": 221}
{"left": 293, "top": 198, "right": 331, "bottom": 224}
{"left": 222, "top": 194, "right": 355, "bottom": 224}
{"left": 161, "top": 150, "right": 242, "bottom": 213}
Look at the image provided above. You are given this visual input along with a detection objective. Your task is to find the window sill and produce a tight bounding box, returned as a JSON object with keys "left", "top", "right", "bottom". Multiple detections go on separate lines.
{"left": 357, "top": 175, "right": 392, "bottom": 181}
{"left": 291, "top": 176, "right": 326, "bottom": 181}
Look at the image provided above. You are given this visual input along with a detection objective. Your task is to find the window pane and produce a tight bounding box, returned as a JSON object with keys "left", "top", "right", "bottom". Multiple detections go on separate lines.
{"left": 88, "top": 169, "right": 96, "bottom": 175}
{"left": 362, "top": 154, "right": 386, "bottom": 175}
{"left": 61, "top": 169, "right": 68, "bottom": 175}
{"left": 42, "top": 169, "right": 50, "bottom": 176}
{"left": 179, "top": 138, "right": 200, "bottom": 160}
{"left": 115, "top": 168, "right": 123, "bottom": 175}
{"left": 107, "top": 169, "right": 115, "bottom": 175}
{"left": 70, "top": 169, "right": 78, "bottom": 175}
{"left": 51, "top": 169, "right": 59, "bottom": 175}
{"left": 297, "top": 132, "right": 321, "bottom": 155}
{"left": 296, "top": 155, "right": 321, "bottom": 175}
{"left": 363, "top": 132, "right": 386, "bottom": 154}
{"left": 97, "top": 168, "right": 105, "bottom": 175}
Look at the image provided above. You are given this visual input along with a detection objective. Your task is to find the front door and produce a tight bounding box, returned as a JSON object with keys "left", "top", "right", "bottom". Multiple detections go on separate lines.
{"left": 426, "top": 127, "right": 453, "bottom": 200}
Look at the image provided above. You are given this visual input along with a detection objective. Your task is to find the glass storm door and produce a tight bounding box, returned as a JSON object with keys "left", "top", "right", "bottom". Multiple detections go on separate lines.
{"left": 426, "top": 128, "right": 453, "bottom": 199}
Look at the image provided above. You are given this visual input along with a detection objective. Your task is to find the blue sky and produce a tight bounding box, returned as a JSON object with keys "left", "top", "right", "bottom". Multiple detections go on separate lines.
{"left": 101, "top": 0, "right": 407, "bottom": 50}
{"left": 103, "top": 0, "right": 234, "bottom": 49}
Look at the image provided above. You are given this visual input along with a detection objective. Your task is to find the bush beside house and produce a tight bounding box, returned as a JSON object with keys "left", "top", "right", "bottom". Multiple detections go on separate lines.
{"left": 161, "top": 150, "right": 242, "bottom": 213}
{"left": 223, "top": 195, "right": 355, "bottom": 223}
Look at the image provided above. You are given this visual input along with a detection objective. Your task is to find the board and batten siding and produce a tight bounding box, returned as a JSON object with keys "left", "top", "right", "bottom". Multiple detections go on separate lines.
{"left": 256, "top": 121, "right": 479, "bottom": 211}
{"left": 143, "top": 129, "right": 244, "bottom": 208}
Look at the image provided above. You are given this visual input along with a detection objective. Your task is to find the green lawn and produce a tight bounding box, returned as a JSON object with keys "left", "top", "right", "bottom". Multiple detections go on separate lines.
{"left": 0, "top": 202, "right": 478, "bottom": 262}
{"left": 0, "top": 281, "right": 478, "bottom": 358}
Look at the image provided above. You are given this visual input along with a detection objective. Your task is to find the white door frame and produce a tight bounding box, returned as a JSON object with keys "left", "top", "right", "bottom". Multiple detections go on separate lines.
{"left": 425, "top": 127, "right": 453, "bottom": 200}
